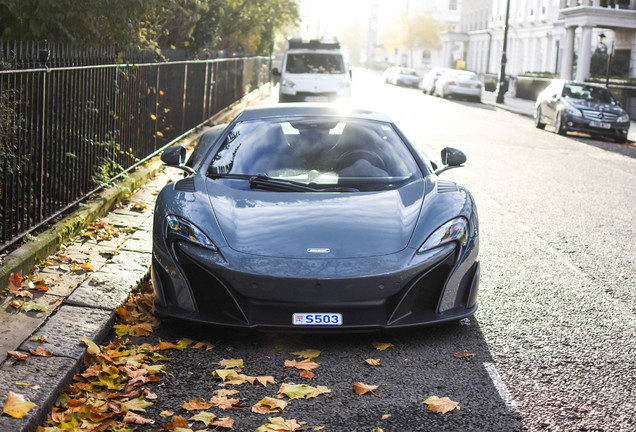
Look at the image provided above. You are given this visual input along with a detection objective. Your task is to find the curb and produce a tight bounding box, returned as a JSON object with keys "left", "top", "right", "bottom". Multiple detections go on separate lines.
{"left": 0, "top": 85, "right": 271, "bottom": 432}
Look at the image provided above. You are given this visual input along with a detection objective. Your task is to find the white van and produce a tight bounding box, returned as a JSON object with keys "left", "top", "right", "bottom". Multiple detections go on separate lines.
{"left": 273, "top": 39, "right": 352, "bottom": 103}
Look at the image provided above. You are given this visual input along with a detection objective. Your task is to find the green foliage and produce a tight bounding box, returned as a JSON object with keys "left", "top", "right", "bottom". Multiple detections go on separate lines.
{"left": 0, "top": 0, "right": 300, "bottom": 55}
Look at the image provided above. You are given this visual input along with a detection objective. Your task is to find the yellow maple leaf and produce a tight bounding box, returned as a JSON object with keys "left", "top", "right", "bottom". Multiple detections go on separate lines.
{"left": 252, "top": 397, "right": 288, "bottom": 414}
{"left": 423, "top": 396, "right": 459, "bottom": 414}
{"left": 365, "top": 358, "right": 382, "bottom": 366}
{"left": 372, "top": 342, "right": 394, "bottom": 351}
{"left": 255, "top": 416, "right": 303, "bottom": 432}
{"left": 190, "top": 411, "right": 217, "bottom": 426}
{"left": 219, "top": 358, "right": 244, "bottom": 369}
{"left": 284, "top": 358, "right": 320, "bottom": 371}
{"left": 291, "top": 349, "right": 320, "bottom": 359}
{"left": 2, "top": 391, "right": 36, "bottom": 418}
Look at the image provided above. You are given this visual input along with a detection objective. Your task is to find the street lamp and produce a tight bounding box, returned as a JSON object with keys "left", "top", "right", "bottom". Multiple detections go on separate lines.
{"left": 496, "top": 0, "right": 511, "bottom": 104}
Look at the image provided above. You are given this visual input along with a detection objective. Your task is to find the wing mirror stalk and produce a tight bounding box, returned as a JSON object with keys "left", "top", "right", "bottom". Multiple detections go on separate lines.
{"left": 435, "top": 147, "right": 467, "bottom": 176}
{"left": 161, "top": 145, "right": 195, "bottom": 175}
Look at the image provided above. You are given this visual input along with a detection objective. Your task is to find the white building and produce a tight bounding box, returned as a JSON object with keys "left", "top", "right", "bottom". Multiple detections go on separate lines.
{"left": 458, "top": 0, "right": 636, "bottom": 81}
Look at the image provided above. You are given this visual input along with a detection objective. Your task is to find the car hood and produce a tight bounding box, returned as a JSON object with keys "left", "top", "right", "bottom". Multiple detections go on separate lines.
{"left": 206, "top": 179, "right": 424, "bottom": 259}
{"left": 565, "top": 98, "right": 625, "bottom": 114}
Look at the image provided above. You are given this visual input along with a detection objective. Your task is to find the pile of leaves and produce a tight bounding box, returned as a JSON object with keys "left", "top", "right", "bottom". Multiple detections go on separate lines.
{"left": 5, "top": 272, "right": 50, "bottom": 313}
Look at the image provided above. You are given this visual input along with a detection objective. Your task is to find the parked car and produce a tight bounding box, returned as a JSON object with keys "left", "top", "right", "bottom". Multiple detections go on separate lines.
{"left": 421, "top": 67, "right": 455, "bottom": 95}
{"left": 433, "top": 70, "right": 482, "bottom": 102}
{"left": 383, "top": 66, "right": 420, "bottom": 88}
{"left": 534, "top": 80, "right": 630, "bottom": 143}
{"left": 154, "top": 104, "right": 480, "bottom": 330}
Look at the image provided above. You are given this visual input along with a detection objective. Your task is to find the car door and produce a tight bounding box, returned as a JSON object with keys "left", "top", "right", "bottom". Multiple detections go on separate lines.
{"left": 542, "top": 82, "right": 563, "bottom": 124}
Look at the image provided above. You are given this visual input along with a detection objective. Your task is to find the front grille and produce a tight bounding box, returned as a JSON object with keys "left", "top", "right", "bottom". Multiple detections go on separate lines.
{"left": 581, "top": 110, "right": 618, "bottom": 122}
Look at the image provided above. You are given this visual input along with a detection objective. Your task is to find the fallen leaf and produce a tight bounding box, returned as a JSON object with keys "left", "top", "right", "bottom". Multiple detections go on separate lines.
{"left": 123, "top": 410, "right": 154, "bottom": 424}
{"left": 190, "top": 411, "right": 217, "bottom": 426}
{"left": 278, "top": 383, "right": 330, "bottom": 400}
{"left": 256, "top": 375, "right": 276, "bottom": 386}
{"left": 7, "top": 351, "right": 28, "bottom": 360}
{"left": 2, "top": 391, "right": 36, "bottom": 418}
{"left": 381, "top": 414, "right": 392, "bottom": 420}
{"left": 164, "top": 415, "right": 189, "bottom": 429}
{"left": 291, "top": 349, "right": 320, "bottom": 359}
{"left": 130, "top": 202, "right": 148, "bottom": 211}
{"left": 211, "top": 416, "right": 234, "bottom": 428}
{"left": 300, "top": 370, "right": 315, "bottom": 379}
{"left": 209, "top": 396, "right": 240, "bottom": 410}
{"left": 214, "top": 389, "right": 240, "bottom": 397}
{"left": 80, "top": 262, "right": 95, "bottom": 271}
{"left": 29, "top": 335, "right": 48, "bottom": 343}
{"left": 219, "top": 358, "right": 244, "bottom": 369}
{"left": 121, "top": 397, "right": 153, "bottom": 412}
{"left": 29, "top": 346, "right": 52, "bottom": 357}
{"left": 160, "top": 410, "right": 175, "bottom": 417}
{"left": 8, "top": 273, "right": 24, "bottom": 292}
{"left": 255, "top": 416, "right": 303, "bottom": 432}
{"left": 284, "top": 358, "right": 320, "bottom": 371}
{"left": 352, "top": 382, "right": 380, "bottom": 397}
{"left": 192, "top": 341, "right": 215, "bottom": 350}
{"left": 423, "top": 396, "right": 459, "bottom": 414}
{"left": 372, "top": 342, "right": 394, "bottom": 351}
{"left": 80, "top": 337, "right": 101, "bottom": 355}
{"left": 365, "top": 358, "right": 381, "bottom": 366}
{"left": 252, "top": 397, "right": 288, "bottom": 414}
{"left": 452, "top": 350, "right": 476, "bottom": 360}
{"left": 181, "top": 397, "right": 212, "bottom": 411}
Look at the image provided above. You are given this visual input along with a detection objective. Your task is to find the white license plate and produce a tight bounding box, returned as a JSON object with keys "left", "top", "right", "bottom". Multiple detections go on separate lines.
{"left": 460, "top": 83, "right": 472, "bottom": 88}
{"left": 590, "top": 121, "right": 611, "bottom": 129}
{"left": 304, "top": 96, "right": 329, "bottom": 102}
{"left": 292, "top": 313, "right": 343, "bottom": 326}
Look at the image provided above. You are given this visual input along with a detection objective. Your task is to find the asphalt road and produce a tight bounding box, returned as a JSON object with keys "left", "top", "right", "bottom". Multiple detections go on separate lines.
{"left": 102, "top": 70, "right": 634, "bottom": 432}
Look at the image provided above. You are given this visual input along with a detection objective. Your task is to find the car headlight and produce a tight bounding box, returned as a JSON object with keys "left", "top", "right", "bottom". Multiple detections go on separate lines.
{"left": 281, "top": 78, "right": 296, "bottom": 89}
{"left": 418, "top": 217, "right": 468, "bottom": 253}
{"left": 564, "top": 106, "right": 582, "bottom": 117}
{"left": 166, "top": 215, "right": 217, "bottom": 250}
{"left": 617, "top": 113, "right": 630, "bottom": 123}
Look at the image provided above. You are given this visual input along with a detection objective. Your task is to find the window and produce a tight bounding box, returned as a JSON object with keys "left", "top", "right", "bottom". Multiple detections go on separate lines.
{"left": 449, "top": 0, "right": 458, "bottom": 10}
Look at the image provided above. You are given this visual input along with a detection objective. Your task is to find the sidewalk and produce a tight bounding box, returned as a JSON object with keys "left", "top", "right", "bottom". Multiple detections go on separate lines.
{"left": 0, "top": 88, "right": 270, "bottom": 432}
{"left": 480, "top": 90, "right": 636, "bottom": 143}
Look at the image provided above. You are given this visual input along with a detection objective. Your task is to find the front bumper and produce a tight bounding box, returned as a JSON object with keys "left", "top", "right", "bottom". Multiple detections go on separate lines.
{"left": 152, "top": 237, "right": 480, "bottom": 331}
{"left": 561, "top": 114, "right": 629, "bottom": 140}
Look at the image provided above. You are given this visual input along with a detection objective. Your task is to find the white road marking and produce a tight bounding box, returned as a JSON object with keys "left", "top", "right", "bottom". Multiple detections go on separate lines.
{"left": 484, "top": 362, "right": 519, "bottom": 411}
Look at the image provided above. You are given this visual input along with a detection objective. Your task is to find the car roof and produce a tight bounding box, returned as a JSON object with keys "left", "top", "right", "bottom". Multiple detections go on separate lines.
{"left": 233, "top": 104, "right": 394, "bottom": 123}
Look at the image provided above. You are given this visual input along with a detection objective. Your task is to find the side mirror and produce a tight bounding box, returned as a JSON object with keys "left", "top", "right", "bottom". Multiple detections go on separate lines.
{"left": 435, "top": 147, "right": 466, "bottom": 175}
{"left": 161, "top": 145, "right": 194, "bottom": 174}
{"left": 272, "top": 67, "right": 281, "bottom": 77}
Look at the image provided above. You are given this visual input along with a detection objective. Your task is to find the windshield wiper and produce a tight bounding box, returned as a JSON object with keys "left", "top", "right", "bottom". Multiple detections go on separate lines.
{"left": 208, "top": 172, "right": 358, "bottom": 192}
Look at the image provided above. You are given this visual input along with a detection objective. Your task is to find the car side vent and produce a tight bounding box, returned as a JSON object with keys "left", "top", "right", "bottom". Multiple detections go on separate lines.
{"left": 174, "top": 177, "right": 195, "bottom": 192}
{"left": 437, "top": 180, "right": 458, "bottom": 193}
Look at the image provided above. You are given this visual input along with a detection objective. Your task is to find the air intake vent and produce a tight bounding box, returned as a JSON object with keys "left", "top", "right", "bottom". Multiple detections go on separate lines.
{"left": 437, "top": 180, "right": 458, "bottom": 193}
{"left": 174, "top": 177, "right": 195, "bottom": 192}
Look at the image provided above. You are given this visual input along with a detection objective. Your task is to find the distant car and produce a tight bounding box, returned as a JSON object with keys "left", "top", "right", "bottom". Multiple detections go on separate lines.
{"left": 433, "top": 70, "right": 482, "bottom": 102}
{"left": 383, "top": 67, "right": 420, "bottom": 88}
{"left": 421, "top": 67, "right": 455, "bottom": 95}
{"left": 154, "top": 104, "right": 480, "bottom": 330}
{"left": 534, "top": 80, "right": 630, "bottom": 143}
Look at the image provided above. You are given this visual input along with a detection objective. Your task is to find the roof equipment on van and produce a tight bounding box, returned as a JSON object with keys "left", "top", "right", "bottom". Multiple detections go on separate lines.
{"left": 288, "top": 38, "right": 341, "bottom": 50}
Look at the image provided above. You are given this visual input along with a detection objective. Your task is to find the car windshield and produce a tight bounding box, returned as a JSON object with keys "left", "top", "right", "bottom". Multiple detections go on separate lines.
{"left": 285, "top": 53, "right": 345, "bottom": 74}
{"left": 400, "top": 69, "right": 418, "bottom": 76}
{"left": 563, "top": 84, "right": 616, "bottom": 105}
{"left": 207, "top": 117, "right": 422, "bottom": 192}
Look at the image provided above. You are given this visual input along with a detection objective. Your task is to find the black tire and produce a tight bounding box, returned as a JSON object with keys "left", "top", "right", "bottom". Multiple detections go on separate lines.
{"left": 555, "top": 111, "right": 567, "bottom": 135}
{"left": 535, "top": 107, "right": 546, "bottom": 129}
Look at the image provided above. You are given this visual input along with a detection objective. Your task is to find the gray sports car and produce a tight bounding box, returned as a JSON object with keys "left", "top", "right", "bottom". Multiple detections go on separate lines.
{"left": 152, "top": 104, "right": 479, "bottom": 330}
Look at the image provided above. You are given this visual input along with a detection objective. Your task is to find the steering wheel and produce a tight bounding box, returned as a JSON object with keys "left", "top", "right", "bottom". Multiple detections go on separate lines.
{"left": 337, "top": 150, "right": 387, "bottom": 172}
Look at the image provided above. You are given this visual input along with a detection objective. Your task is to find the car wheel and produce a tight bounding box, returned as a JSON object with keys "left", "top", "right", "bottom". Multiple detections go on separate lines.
{"left": 535, "top": 107, "right": 546, "bottom": 129}
{"left": 555, "top": 111, "right": 567, "bottom": 135}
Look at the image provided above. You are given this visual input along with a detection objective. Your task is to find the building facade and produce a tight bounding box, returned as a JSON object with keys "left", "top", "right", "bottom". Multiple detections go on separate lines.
{"left": 457, "top": 0, "right": 636, "bottom": 81}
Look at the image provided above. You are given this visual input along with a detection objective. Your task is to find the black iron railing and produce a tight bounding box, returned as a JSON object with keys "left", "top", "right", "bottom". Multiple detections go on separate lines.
{"left": 0, "top": 41, "right": 271, "bottom": 250}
